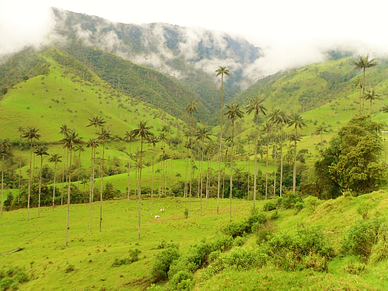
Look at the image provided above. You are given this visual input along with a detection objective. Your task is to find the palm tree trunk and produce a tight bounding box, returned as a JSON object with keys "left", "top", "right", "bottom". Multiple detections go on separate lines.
{"left": 229, "top": 122, "right": 234, "bottom": 220}
{"left": 66, "top": 149, "right": 73, "bottom": 246}
{"left": 293, "top": 138, "right": 297, "bottom": 193}
{"left": 200, "top": 146, "right": 203, "bottom": 216}
{"left": 27, "top": 143, "right": 33, "bottom": 220}
{"left": 253, "top": 126, "right": 258, "bottom": 207}
{"left": 38, "top": 156, "right": 43, "bottom": 217}
{"left": 127, "top": 142, "right": 132, "bottom": 201}
{"left": 151, "top": 154, "right": 155, "bottom": 218}
{"left": 217, "top": 74, "right": 224, "bottom": 215}
{"left": 206, "top": 152, "right": 210, "bottom": 207}
{"left": 1, "top": 158, "right": 4, "bottom": 215}
{"left": 273, "top": 144, "right": 277, "bottom": 197}
{"left": 138, "top": 138, "right": 144, "bottom": 238}
{"left": 99, "top": 145, "right": 104, "bottom": 232}
{"left": 90, "top": 147, "right": 95, "bottom": 232}
{"left": 279, "top": 142, "right": 283, "bottom": 197}
{"left": 52, "top": 163, "right": 57, "bottom": 210}
{"left": 265, "top": 141, "right": 269, "bottom": 200}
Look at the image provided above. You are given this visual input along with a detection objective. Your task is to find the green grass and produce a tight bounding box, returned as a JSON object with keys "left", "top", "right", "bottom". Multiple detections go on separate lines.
{"left": 2, "top": 192, "right": 388, "bottom": 290}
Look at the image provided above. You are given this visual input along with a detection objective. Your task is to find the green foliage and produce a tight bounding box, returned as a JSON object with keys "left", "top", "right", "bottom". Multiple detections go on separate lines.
{"left": 184, "top": 208, "right": 189, "bottom": 219}
{"left": 264, "top": 225, "right": 333, "bottom": 271}
{"left": 65, "top": 264, "right": 76, "bottom": 273}
{"left": 357, "top": 202, "right": 371, "bottom": 219}
{"left": 112, "top": 249, "right": 141, "bottom": 267}
{"left": 342, "top": 261, "right": 366, "bottom": 275}
{"left": 342, "top": 217, "right": 386, "bottom": 259}
{"left": 276, "top": 192, "right": 303, "bottom": 209}
{"left": 222, "top": 213, "right": 267, "bottom": 238}
{"left": 169, "top": 271, "right": 194, "bottom": 291}
{"left": 304, "top": 196, "right": 322, "bottom": 212}
{"left": 263, "top": 201, "right": 276, "bottom": 212}
{"left": 202, "top": 247, "right": 267, "bottom": 280}
{"left": 0, "top": 266, "right": 29, "bottom": 291}
{"left": 152, "top": 245, "right": 180, "bottom": 282}
{"left": 315, "top": 115, "right": 386, "bottom": 198}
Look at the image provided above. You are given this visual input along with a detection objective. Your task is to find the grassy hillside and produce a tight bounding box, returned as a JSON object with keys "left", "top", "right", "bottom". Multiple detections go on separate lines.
{"left": 1, "top": 193, "right": 388, "bottom": 290}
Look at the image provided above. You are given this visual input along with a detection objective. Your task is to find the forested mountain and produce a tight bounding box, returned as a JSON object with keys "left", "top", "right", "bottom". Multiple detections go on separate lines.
{"left": 51, "top": 7, "right": 261, "bottom": 117}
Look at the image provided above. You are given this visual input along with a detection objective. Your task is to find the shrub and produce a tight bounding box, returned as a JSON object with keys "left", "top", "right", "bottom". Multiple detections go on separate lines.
{"left": 357, "top": 202, "right": 371, "bottom": 219}
{"left": 170, "top": 271, "right": 193, "bottom": 290}
{"left": 264, "top": 225, "right": 333, "bottom": 271}
{"left": 304, "top": 196, "right": 322, "bottom": 212}
{"left": 263, "top": 201, "right": 277, "bottom": 211}
{"left": 342, "top": 261, "right": 366, "bottom": 275}
{"left": 152, "top": 245, "right": 180, "bottom": 282}
{"left": 234, "top": 236, "right": 246, "bottom": 247}
{"left": 277, "top": 192, "right": 303, "bottom": 209}
{"left": 65, "top": 264, "right": 76, "bottom": 273}
{"left": 112, "top": 249, "right": 141, "bottom": 267}
{"left": 294, "top": 202, "right": 304, "bottom": 214}
{"left": 369, "top": 235, "right": 388, "bottom": 264}
{"left": 0, "top": 266, "right": 29, "bottom": 291}
{"left": 223, "top": 213, "right": 267, "bottom": 238}
{"left": 270, "top": 210, "right": 279, "bottom": 220}
{"left": 342, "top": 217, "right": 386, "bottom": 259}
{"left": 184, "top": 208, "right": 189, "bottom": 219}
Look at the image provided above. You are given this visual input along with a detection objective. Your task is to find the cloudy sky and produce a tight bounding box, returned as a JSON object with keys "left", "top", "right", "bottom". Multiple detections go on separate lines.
{"left": 1, "top": 0, "right": 387, "bottom": 74}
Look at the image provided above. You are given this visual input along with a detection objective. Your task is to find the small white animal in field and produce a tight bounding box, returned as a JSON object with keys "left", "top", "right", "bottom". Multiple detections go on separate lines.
{"left": 155, "top": 215, "right": 161, "bottom": 219}
{"left": 160, "top": 208, "right": 164, "bottom": 212}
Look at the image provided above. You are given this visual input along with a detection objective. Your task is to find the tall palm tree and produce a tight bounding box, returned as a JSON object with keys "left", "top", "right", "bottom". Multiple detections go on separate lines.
{"left": 315, "top": 123, "right": 328, "bottom": 151}
{"left": 224, "top": 103, "right": 244, "bottom": 219}
{"left": 97, "top": 127, "right": 111, "bottom": 232}
{"left": 216, "top": 66, "right": 230, "bottom": 214}
{"left": 124, "top": 131, "right": 135, "bottom": 201}
{"left": 261, "top": 121, "right": 273, "bottom": 199}
{"left": 185, "top": 101, "right": 198, "bottom": 205}
{"left": 59, "top": 124, "right": 70, "bottom": 205}
{"left": 268, "top": 109, "right": 289, "bottom": 197}
{"left": 195, "top": 126, "right": 212, "bottom": 216}
{"left": 288, "top": 113, "right": 307, "bottom": 193}
{"left": 23, "top": 127, "right": 41, "bottom": 220}
{"left": 86, "top": 138, "right": 99, "bottom": 232}
{"left": 364, "top": 88, "right": 381, "bottom": 113}
{"left": 17, "top": 127, "right": 24, "bottom": 203}
{"left": 184, "top": 138, "right": 194, "bottom": 216}
{"left": 148, "top": 135, "right": 159, "bottom": 218}
{"left": 246, "top": 96, "right": 267, "bottom": 207}
{"left": 204, "top": 141, "right": 216, "bottom": 207}
{"left": 48, "top": 153, "right": 62, "bottom": 210}
{"left": 74, "top": 144, "right": 85, "bottom": 188}
{"left": 34, "top": 145, "right": 49, "bottom": 217}
{"left": 86, "top": 116, "right": 106, "bottom": 135}
{"left": 353, "top": 55, "right": 377, "bottom": 114}
{"left": 131, "top": 120, "right": 154, "bottom": 239}
{"left": 61, "top": 129, "right": 82, "bottom": 246}
{"left": 0, "top": 139, "right": 12, "bottom": 216}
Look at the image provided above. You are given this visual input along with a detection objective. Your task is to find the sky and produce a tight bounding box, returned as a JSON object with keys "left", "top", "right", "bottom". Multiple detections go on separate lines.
{"left": 1, "top": 0, "right": 388, "bottom": 75}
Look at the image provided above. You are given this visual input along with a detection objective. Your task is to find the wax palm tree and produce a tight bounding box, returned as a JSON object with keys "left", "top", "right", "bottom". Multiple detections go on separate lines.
{"left": 148, "top": 135, "right": 160, "bottom": 218}
{"left": 17, "top": 127, "right": 24, "bottom": 203}
{"left": 48, "top": 153, "right": 62, "bottom": 210}
{"left": 184, "top": 138, "right": 194, "bottom": 216}
{"left": 288, "top": 113, "right": 307, "bottom": 193}
{"left": 0, "top": 139, "right": 12, "bottom": 215}
{"left": 364, "top": 88, "right": 381, "bottom": 113}
{"left": 86, "top": 116, "right": 106, "bottom": 135}
{"left": 195, "top": 126, "right": 212, "bottom": 216}
{"left": 97, "top": 127, "right": 111, "bottom": 232}
{"left": 353, "top": 55, "right": 377, "bottom": 114}
{"left": 315, "top": 123, "right": 328, "bottom": 151}
{"left": 268, "top": 109, "right": 289, "bottom": 197}
{"left": 215, "top": 66, "right": 230, "bottom": 214}
{"left": 224, "top": 103, "right": 244, "bottom": 219}
{"left": 74, "top": 144, "right": 85, "bottom": 188}
{"left": 186, "top": 101, "right": 198, "bottom": 200}
{"left": 61, "top": 129, "right": 82, "bottom": 246}
{"left": 131, "top": 120, "right": 154, "bottom": 238}
{"left": 246, "top": 96, "right": 267, "bottom": 207}
{"left": 23, "top": 127, "right": 41, "bottom": 220}
{"left": 34, "top": 145, "right": 49, "bottom": 217}
{"left": 86, "top": 138, "right": 99, "bottom": 232}
{"left": 204, "top": 141, "right": 216, "bottom": 207}
{"left": 124, "top": 131, "right": 135, "bottom": 200}
{"left": 59, "top": 124, "right": 70, "bottom": 205}
{"left": 261, "top": 121, "right": 273, "bottom": 199}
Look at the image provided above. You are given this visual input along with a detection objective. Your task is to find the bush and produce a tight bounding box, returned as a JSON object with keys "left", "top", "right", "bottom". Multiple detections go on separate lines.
{"left": 263, "top": 201, "right": 277, "bottom": 211}
{"left": 170, "top": 271, "right": 193, "bottom": 290}
{"left": 304, "top": 196, "right": 322, "bottom": 212}
{"left": 0, "top": 266, "right": 29, "bottom": 291}
{"left": 234, "top": 236, "right": 246, "bottom": 247}
{"left": 112, "top": 249, "right": 141, "bottom": 267}
{"left": 357, "top": 202, "right": 371, "bottom": 219}
{"left": 223, "top": 213, "right": 267, "bottom": 238}
{"left": 277, "top": 193, "right": 303, "bottom": 209}
{"left": 65, "top": 264, "right": 76, "bottom": 273}
{"left": 152, "top": 245, "right": 180, "bottom": 282}
{"left": 264, "top": 225, "right": 333, "bottom": 271}
{"left": 294, "top": 202, "right": 304, "bottom": 214}
{"left": 342, "top": 217, "right": 386, "bottom": 259}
